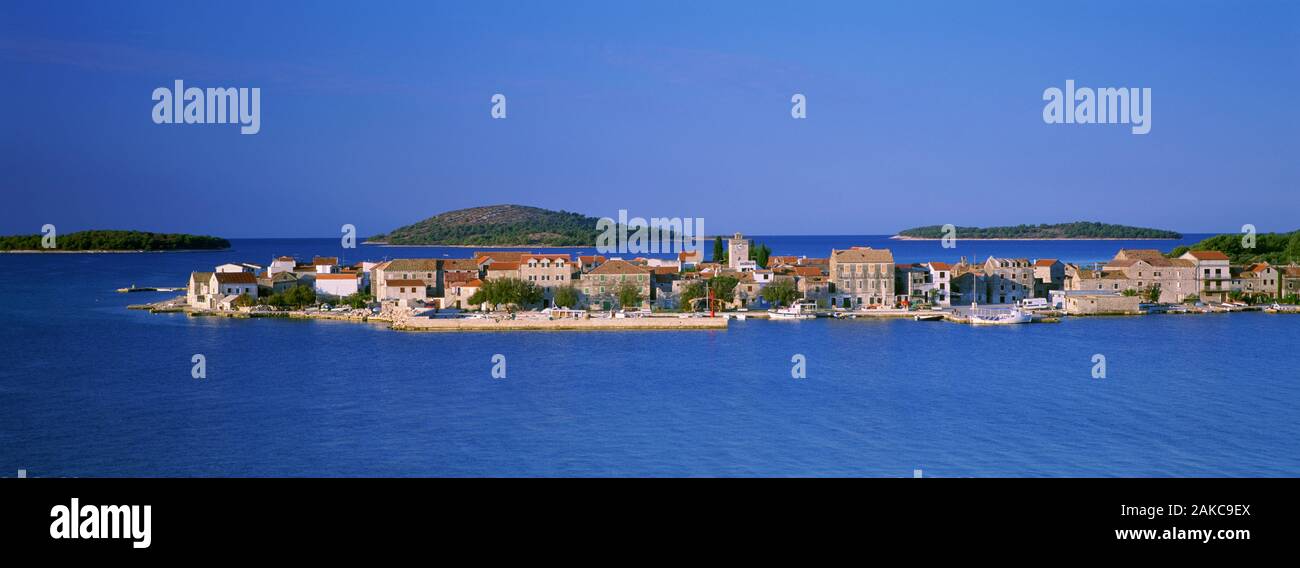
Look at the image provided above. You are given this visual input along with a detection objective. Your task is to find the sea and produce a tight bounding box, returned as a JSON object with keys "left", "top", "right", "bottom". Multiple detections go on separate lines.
{"left": 2, "top": 234, "right": 1298, "bottom": 477}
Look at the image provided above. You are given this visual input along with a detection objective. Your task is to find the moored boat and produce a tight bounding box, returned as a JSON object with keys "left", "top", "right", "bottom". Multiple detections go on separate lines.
{"left": 968, "top": 303, "right": 1032, "bottom": 325}
{"left": 769, "top": 300, "right": 818, "bottom": 320}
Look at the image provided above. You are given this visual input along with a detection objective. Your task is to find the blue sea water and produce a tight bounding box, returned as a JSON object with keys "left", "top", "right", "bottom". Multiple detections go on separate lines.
{"left": 2, "top": 236, "right": 1298, "bottom": 477}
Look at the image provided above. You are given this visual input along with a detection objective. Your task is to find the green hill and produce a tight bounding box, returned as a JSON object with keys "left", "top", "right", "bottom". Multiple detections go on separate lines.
{"left": 897, "top": 222, "right": 1181, "bottom": 240}
{"left": 372, "top": 205, "right": 606, "bottom": 246}
{"left": 1169, "top": 230, "right": 1300, "bottom": 264}
{"left": 0, "top": 230, "right": 229, "bottom": 251}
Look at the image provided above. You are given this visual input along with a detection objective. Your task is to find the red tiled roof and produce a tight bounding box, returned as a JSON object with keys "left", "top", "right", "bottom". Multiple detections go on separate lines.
{"left": 588, "top": 259, "right": 651, "bottom": 275}
{"left": 1186, "top": 250, "right": 1230, "bottom": 261}
{"left": 440, "top": 259, "right": 480, "bottom": 271}
{"left": 213, "top": 272, "right": 257, "bottom": 284}
{"left": 1034, "top": 259, "right": 1059, "bottom": 267}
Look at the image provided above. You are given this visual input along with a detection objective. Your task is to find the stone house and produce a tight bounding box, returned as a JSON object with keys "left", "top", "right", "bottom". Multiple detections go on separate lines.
{"left": 578, "top": 259, "right": 652, "bottom": 309}
{"left": 829, "top": 247, "right": 895, "bottom": 308}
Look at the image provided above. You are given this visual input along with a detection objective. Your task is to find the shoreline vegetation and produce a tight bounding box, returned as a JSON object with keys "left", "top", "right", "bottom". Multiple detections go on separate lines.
{"left": 0, "top": 230, "right": 229, "bottom": 252}
{"left": 895, "top": 222, "right": 1182, "bottom": 240}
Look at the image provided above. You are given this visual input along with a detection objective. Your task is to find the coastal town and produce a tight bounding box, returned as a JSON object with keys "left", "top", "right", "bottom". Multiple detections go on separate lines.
{"left": 150, "top": 233, "right": 1300, "bottom": 330}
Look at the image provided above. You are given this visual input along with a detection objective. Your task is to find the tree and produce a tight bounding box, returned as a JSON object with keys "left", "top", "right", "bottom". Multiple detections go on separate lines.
{"left": 617, "top": 282, "right": 644, "bottom": 309}
{"left": 343, "top": 291, "right": 373, "bottom": 309}
{"left": 233, "top": 293, "right": 256, "bottom": 308}
{"left": 761, "top": 279, "right": 801, "bottom": 306}
{"left": 553, "top": 285, "right": 579, "bottom": 308}
{"left": 710, "top": 274, "right": 739, "bottom": 301}
{"left": 679, "top": 281, "right": 706, "bottom": 311}
{"left": 467, "top": 278, "right": 543, "bottom": 311}
{"left": 1287, "top": 231, "right": 1300, "bottom": 262}
{"left": 285, "top": 285, "right": 316, "bottom": 308}
{"left": 712, "top": 236, "right": 726, "bottom": 264}
{"left": 1121, "top": 288, "right": 1139, "bottom": 297}
{"left": 1144, "top": 284, "right": 1162, "bottom": 303}
{"left": 749, "top": 242, "right": 771, "bottom": 268}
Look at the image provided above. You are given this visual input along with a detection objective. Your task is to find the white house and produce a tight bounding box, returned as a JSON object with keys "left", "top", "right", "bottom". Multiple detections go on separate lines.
{"left": 268, "top": 256, "right": 296, "bottom": 276}
{"left": 209, "top": 272, "right": 259, "bottom": 299}
{"left": 314, "top": 273, "right": 361, "bottom": 299}
{"left": 382, "top": 279, "right": 427, "bottom": 302}
{"left": 313, "top": 256, "right": 339, "bottom": 274}
{"left": 926, "top": 261, "right": 952, "bottom": 306}
{"left": 187, "top": 271, "right": 214, "bottom": 307}
{"left": 216, "top": 262, "right": 261, "bottom": 273}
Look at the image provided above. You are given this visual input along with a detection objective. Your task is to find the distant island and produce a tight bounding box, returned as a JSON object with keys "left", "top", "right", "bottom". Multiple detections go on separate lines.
{"left": 371, "top": 204, "right": 609, "bottom": 247}
{"left": 1170, "top": 230, "right": 1300, "bottom": 264}
{"left": 896, "top": 222, "right": 1182, "bottom": 240}
{"left": 0, "top": 230, "right": 230, "bottom": 252}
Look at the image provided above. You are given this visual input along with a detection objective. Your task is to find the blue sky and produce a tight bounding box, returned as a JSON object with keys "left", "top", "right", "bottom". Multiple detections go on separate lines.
{"left": 2, "top": 0, "right": 1296, "bottom": 237}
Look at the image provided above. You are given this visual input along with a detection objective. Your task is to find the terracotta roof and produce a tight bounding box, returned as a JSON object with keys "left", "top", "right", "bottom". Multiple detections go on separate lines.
{"left": 792, "top": 266, "right": 824, "bottom": 277}
{"left": 474, "top": 252, "right": 525, "bottom": 263}
{"left": 832, "top": 248, "right": 894, "bottom": 263}
{"left": 312, "top": 256, "right": 338, "bottom": 266}
{"left": 1116, "top": 249, "right": 1165, "bottom": 261}
{"left": 385, "top": 279, "right": 426, "bottom": 287}
{"left": 315, "top": 273, "right": 358, "bottom": 280}
{"left": 444, "top": 272, "right": 477, "bottom": 284}
{"left": 1185, "top": 250, "right": 1230, "bottom": 261}
{"left": 579, "top": 255, "right": 606, "bottom": 263}
{"left": 462, "top": 279, "right": 483, "bottom": 287}
{"left": 928, "top": 261, "right": 952, "bottom": 270}
{"left": 1034, "top": 259, "right": 1060, "bottom": 267}
{"left": 213, "top": 272, "right": 257, "bottom": 284}
{"left": 487, "top": 262, "right": 520, "bottom": 271}
{"left": 440, "top": 259, "right": 480, "bottom": 271}
{"left": 587, "top": 259, "right": 651, "bottom": 275}
{"left": 382, "top": 259, "right": 439, "bottom": 271}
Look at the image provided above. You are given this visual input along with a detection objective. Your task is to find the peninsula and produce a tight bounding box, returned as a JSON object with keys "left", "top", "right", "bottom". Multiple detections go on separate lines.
{"left": 895, "top": 222, "right": 1181, "bottom": 240}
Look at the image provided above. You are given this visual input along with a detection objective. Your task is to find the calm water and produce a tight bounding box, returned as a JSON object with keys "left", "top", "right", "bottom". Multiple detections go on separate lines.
{"left": 3, "top": 236, "right": 1298, "bottom": 477}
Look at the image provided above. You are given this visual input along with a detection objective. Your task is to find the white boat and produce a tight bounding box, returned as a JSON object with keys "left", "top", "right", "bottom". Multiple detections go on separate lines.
{"left": 968, "top": 302, "right": 1032, "bottom": 325}
{"left": 769, "top": 300, "right": 818, "bottom": 320}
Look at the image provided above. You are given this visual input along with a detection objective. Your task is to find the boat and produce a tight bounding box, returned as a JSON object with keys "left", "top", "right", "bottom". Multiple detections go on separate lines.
{"left": 913, "top": 313, "right": 944, "bottom": 321}
{"left": 968, "top": 302, "right": 1032, "bottom": 325}
{"left": 769, "top": 300, "right": 818, "bottom": 320}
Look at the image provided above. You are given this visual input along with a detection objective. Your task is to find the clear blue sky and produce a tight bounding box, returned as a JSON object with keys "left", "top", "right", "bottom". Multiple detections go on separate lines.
{"left": 2, "top": 0, "right": 1296, "bottom": 237}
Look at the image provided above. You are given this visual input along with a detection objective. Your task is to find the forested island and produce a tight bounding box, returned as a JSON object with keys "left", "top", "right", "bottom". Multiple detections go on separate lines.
{"left": 371, "top": 205, "right": 604, "bottom": 246}
{"left": 0, "top": 230, "right": 230, "bottom": 251}
{"left": 896, "top": 222, "right": 1182, "bottom": 240}
{"left": 1170, "top": 230, "right": 1300, "bottom": 264}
